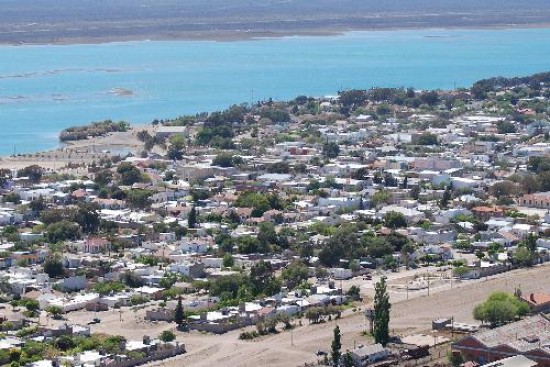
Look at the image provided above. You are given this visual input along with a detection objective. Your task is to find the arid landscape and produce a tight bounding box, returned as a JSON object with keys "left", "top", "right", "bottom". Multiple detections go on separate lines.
{"left": 2, "top": 0, "right": 550, "bottom": 44}
{"left": 35, "top": 263, "right": 549, "bottom": 367}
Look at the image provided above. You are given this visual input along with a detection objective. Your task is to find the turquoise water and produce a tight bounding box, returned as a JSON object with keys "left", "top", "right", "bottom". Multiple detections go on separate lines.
{"left": 0, "top": 28, "right": 549, "bottom": 155}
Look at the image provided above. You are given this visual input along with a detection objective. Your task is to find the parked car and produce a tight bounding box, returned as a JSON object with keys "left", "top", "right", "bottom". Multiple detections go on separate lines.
{"left": 87, "top": 318, "right": 101, "bottom": 325}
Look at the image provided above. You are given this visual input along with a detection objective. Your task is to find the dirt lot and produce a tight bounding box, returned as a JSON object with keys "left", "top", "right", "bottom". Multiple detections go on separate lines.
{"left": 51, "top": 263, "right": 550, "bottom": 367}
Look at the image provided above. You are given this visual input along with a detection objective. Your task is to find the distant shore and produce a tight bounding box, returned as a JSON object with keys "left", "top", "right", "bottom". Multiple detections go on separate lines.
{"left": 3, "top": 23, "right": 550, "bottom": 46}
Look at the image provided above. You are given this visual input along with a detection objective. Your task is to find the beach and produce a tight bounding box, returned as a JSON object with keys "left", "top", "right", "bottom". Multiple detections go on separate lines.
{"left": 0, "top": 126, "right": 148, "bottom": 171}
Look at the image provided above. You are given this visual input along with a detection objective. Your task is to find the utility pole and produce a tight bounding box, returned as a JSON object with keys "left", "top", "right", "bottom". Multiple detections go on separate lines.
{"left": 427, "top": 270, "right": 430, "bottom": 297}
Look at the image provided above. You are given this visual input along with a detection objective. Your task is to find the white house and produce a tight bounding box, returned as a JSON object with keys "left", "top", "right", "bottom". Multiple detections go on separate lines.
{"left": 351, "top": 344, "right": 390, "bottom": 367}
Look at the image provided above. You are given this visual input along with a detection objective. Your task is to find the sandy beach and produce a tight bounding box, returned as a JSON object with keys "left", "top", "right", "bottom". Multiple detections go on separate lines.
{"left": 0, "top": 126, "right": 150, "bottom": 171}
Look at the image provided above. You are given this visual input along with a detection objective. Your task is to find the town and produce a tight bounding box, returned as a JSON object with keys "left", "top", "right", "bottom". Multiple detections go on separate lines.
{"left": 0, "top": 72, "right": 549, "bottom": 367}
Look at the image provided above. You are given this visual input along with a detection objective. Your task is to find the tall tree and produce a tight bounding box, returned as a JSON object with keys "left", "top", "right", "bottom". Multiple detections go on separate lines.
{"left": 331, "top": 325, "right": 342, "bottom": 366}
{"left": 188, "top": 206, "right": 197, "bottom": 228}
{"left": 373, "top": 277, "right": 391, "bottom": 346}
{"left": 174, "top": 296, "right": 185, "bottom": 328}
{"left": 322, "top": 142, "right": 340, "bottom": 159}
{"left": 44, "top": 255, "right": 64, "bottom": 278}
{"left": 440, "top": 186, "right": 452, "bottom": 208}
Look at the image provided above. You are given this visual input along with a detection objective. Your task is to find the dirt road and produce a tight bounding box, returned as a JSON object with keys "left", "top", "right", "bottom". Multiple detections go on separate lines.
{"left": 136, "top": 264, "right": 550, "bottom": 367}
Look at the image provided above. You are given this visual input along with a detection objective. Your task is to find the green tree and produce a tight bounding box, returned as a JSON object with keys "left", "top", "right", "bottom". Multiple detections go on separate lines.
{"left": 496, "top": 121, "right": 517, "bottom": 134}
{"left": 2, "top": 193, "right": 21, "bottom": 204}
{"left": 43, "top": 255, "right": 64, "bottom": 278}
{"left": 222, "top": 253, "right": 234, "bottom": 268}
{"left": 373, "top": 277, "right": 391, "bottom": 346}
{"left": 455, "top": 234, "right": 472, "bottom": 252}
{"left": 159, "top": 330, "right": 176, "bottom": 342}
{"left": 45, "top": 305, "right": 63, "bottom": 318}
{"left": 174, "top": 296, "right": 185, "bottom": 328}
{"left": 249, "top": 261, "right": 280, "bottom": 297}
{"left": 440, "top": 186, "right": 452, "bottom": 208}
{"left": 235, "top": 191, "right": 271, "bottom": 217}
{"left": 370, "top": 190, "right": 391, "bottom": 207}
{"left": 322, "top": 142, "right": 340, "bottom": 159}
{"left": 45, "top": 220, "right": 80, "bottom": 243}
{"left": 331, "top": 325, "right": 342, "bottom": 367}
{"left": 126, "top": 189, "right": 152, "bottom": 209}
{"left": 487, "top": 242, "right": 503, "bottom": 259}
{"left": 188, "top": 206, "right": 197, "bottom": 228}
{"left": 17, "top": 165, "right": 43, "bottom": 183}
{"left": 257, "top": 221, "right": 277, "bottom": 250}
{"left": 453, "top": 266, "right": 470, "bottom": 279}
{"left": 94, "top": 169, "right": 113, "bottom": 187}
{"left": 383, "top": 211, "right": 407, "bottom": 229}
{"left": 72, "top": 204, "right": 101, "bottom": 234}
{"left": 212, "top": 153, "right": 243, "bottom": 168}
{"left": 400, "top": 242, "right": 415, "bottom": 269}
{"left": 281, "top": 260, "right": 310, "bottom": 289}
{"left": 318, "top": 225, "right": 362, "bottom": 266}
{"left": 473, "top": 291, "right": 529, "bottom": 326}
{"left": 416, "top": 133, "right": 438, "bottom": 146}
{"left": 117, "top": 163, "right": 143, "bottom": 185}
{"left": 512, "top": 246, "right": 536, "bottom": 267}
{"left": 29, "top": 197, "right": 46, "bottom": 214}
{"left": 347, "top": 285, "right": 361, "bottom": 301}
{"left": 23, "top": 299, "right": 40, "bottom": 315}
{"left": 167, "top": 145, "right": 183, "bottom": 161}
{"left": 490, "top": 181, "right": 518, "bottom": 204}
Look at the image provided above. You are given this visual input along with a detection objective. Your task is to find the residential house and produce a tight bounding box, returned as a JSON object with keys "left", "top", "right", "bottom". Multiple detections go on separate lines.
{"left": 84, "top": 237, "right": 110, "bottom": 254}
{"left": 521, "top": 292, "right": 550, "bottom": 313}
{"left": 350, "top": 343, "right": 391, "bottom": 367}
{"left": 452, "top": 314, "right": 550, "bottom": 366}
{"left": 519, "top": 192, "right": 550, "bottom": 209}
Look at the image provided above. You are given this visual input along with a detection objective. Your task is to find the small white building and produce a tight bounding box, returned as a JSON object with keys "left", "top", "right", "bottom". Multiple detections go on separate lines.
{"left": 351, "top": 343, "right": 390, "bottom": 367}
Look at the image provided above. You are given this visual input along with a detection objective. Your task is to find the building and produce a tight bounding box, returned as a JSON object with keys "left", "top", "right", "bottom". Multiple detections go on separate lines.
{"left": 482, "top": 355, "right": 538, "bottom": 367}
{"left": 521, "top": 293, "right": 550, "bottom": 314}
{"left": 519, "top": 192, "right": 550, "bottom": 209}
{"left": 84, "top": 237, "right": 110, "bottom": 254}
{"left": 155, "top": 126, "right": 187, "bottom": 139}
{"left": 452, "top": 314, "right": 550, "bottom": 366}
{"left": 350, "top": 343, "right": 390, "bottom": 367}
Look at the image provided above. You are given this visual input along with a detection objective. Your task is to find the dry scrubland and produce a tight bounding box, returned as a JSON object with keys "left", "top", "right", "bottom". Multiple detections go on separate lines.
{"left": 2, "top": 0, "right": 550, "bottom": 44}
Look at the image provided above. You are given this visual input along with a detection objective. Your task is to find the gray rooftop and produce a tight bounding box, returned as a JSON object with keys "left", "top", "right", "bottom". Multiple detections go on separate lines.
{"left": 351, "top": 343, "right": 386, "bottom": 357}
{"left": 482, "top": 355, "right": 538, "bottom": 367}
{"left": 473, "top": 314, "right": 550, "bottom": 353}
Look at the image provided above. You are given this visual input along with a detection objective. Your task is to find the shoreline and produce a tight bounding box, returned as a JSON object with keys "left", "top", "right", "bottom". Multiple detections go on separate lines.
{"left": 3, "top": 23, "right": 550, "bottom": 47}
{"left": 0, "top": 125, "right": 150, "bottom": 171}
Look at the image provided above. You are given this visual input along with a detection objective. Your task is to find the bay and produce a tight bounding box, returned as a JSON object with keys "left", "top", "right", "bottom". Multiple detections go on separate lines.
{"left": 0, "top": 28, "right": 549, "bottom": 155}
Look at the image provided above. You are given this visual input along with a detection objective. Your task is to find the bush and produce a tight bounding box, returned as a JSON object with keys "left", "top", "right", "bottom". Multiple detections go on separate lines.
{"left": 159, "top": 330, "right": 176, "bottom": 343}
{"left": 239, "top": 331, "right": 260, "bottom": 340}
{"left": 129, "top": 295, "right": 148, "bottom": 306}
